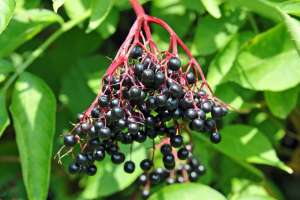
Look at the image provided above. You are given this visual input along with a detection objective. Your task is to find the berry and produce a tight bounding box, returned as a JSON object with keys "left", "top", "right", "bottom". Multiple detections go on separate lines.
{"left": 141, "top": 189, "right": 150, "bottom": 199}
{"left": 191, "top": 118, "right": 205, "bottom": 131}
{"left": 140, "top": 159, "right": 153, "bottom": 171}
{"left": 68, "top": 163, "right": 80, "bottom": 174}
{"left": 177, "top": 147, "right": 189, "bottom": 160}
{"left": 64, "top": 135, "right": 77, "bottom": 147}
{"left": 76, "top": 153, "right": 88, "bottom": 165}
{"left": 139, "top": 174, "right": 148, "bottom": 185}
{"left": 150, "top": 172, "right": 161, "bottom": 184}
{"left": 201, "top": 101, "right": 212, "bottom": 113}
{"left": 111, "top": 152, "right": 125, "bottom": 164}
{"left": 210, "top": 132, "right": 221, "bottom": 144}
{"left": 141, "top": 69, "right": 155, "bottom": 84}
{"left": 189, "top": 171, "right": 198, "bottom": 182}
{"left": 116, "top": 119, "right": 127, "bottom": 129}
{"left": 111, "top": 107, "right": 124, "bottom": 119}
{"left": 134, "top": 131, "right": 147, "bottom": 143}
{"left": 211, "top": 106, "right": 223, "bottom": 118}
{"left": 86, "top": 165, "right": 97, "bottom": 176}
{"left": 134, "top": 63, "right": 144, "bottom": 76}
{"left": 154, "top": 71, "right": 165, "bottom": 86}
{"left": 124, "top": 161, "right": 135, "bottom": 173}
{"left": 163, "top": 154, "right": 175, "bottom": 165}
{"left": 98, "top": 95, "right": 109, "bottom": 107}
{"left": 168, "top": 57, "right": 181, "bottom": 71}
{"left": 186, "top": 72, "right": 195, "bottom": 84}
{"left": 157, "top": 94, "right": 167, "bottom": 106}
{"left": 99, "top": 127, "right": 112, "bottom": 140}
{"left": 170, "top": 135, "right": 183, "bottom": 148}
{"left": 161, "top": 144, "right": 172, "bottom": 155}
{"left": 130, "top": 45, "right": 143, "bottom": 58}
{"left": 128, "top": 122, "right": 139, "bottom": 134}
{"left": 93, "top": 149, "right": 105, "bottom": 161}
{"left": 169, "top": 84, "right": 183, "bottom": 98}
{"left": 184, "top": 108, "right": 198, "bottom": 120}
{"left": 129, "top": 87, "right": 141, "bottom": 100}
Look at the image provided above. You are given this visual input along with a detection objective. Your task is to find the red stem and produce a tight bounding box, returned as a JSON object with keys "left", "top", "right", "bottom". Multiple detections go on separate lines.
{"left": 129, "top": 0, "right": 146, "bottom": 17}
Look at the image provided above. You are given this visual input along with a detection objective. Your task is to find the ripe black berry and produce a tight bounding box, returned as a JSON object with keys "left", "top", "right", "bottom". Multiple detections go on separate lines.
{"left": 98, "top": 95, "right": 109, "bottom": 107}
{"left": 111, "top": 107, "right": 124, "bottom": 119}
{"left": 111, "top": 152, "right": 125, "bottom": 164}
{"left": 161, "top": 144, "right": 172, "bottom": 155}
{"left": 129, "top": 87, "right": 141, "bottom": 100}
{"left": 140, "top": 159, "right": 153, "bottom": 171}
{"left": 139, "top": 174, "right": 148, "bottom": 185}
{"left": 93, "top": 149, "right": 105, "bottom": 161}
{"left": 76, "top": 153, "right": 88, "bottom": 165}
{"left": 130, "top": 45, "right": 143, "bottom": 59}
{"left": 201, "top": 101, "right": 212, "bottom": 113}
{"left": 150, "top": 172, "right": 161, "bottom": 185}
{"left": 134, "top": 63, "right": 144, "bottom": 76}
{"left": 128, "top": 122, "right": 139, "bottom": 134}
{"left": 168, "top": 57, "right": 181, "bottom": 71}
{"left": 68, "top": 163, "right": 80, "bottom": 174}
{"left": 184, "top": 108, "right": 198, "bottom": 120}
{"left": 186, "top": 72, "right": 195, "bottom": 84}
{"left": 177, "top": 147, "right": 189, "bottom": 160}
{"left": 170, "top": 135, "right": 183, "bottom": 148}
{"left": 211, "top": 106, "right": 223, "bottom": 118}
{"left": 99, "top": 127, "right": 112, "bottom": 140}
{"left": 210, "top": 132, "right": 221, "bottom": 144}
{"left": 163, "top": 154, "right": 175, "bottom": 165}
{"left": 169, "top": 84, "right": 183, "bottom": 98}
{"left": 124, "top": 161, "right": 135, "bottom": 173}
{"left": 64, "top": 135, "right": 77, "bottom": 147}
{"left": 141, "top": 69, "right": 155, "bottom": 84}
{"left": 191, "top": 118, "right": 205, "bottom": 131}
{"left": 86, "top": 165, "right": 97, "bottom": 176}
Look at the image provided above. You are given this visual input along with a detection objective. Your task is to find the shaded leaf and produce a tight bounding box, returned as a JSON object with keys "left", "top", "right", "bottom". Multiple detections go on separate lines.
{"left": 200, "top": 0, "right": 221, "bottom": 18}
{"left": 0, "top": 59, "right": 14, "bottom": 83}
{"left": 97, "top": 7, "right": 119, "bottom": 39}
{"left": 225, "top": 25, "right": 300, "bottom": 91}
{"left": 86, "top": 0, "right": 112, "bottom": 33}
{"left": 10, "top": 72, "right": 56, "bottom": 200}
{"left": 0, "top": 89, "right": 10, "bottom": 137}
{"left": 149, "top": 183, "right": 227, "bottom": 200}
{"left": 64, "top": 0, "right": 91, "bottom": 20}
{"left": 194, "top": 125, "right": 292, "bottom": 173}
{"left": 0, "top": 0, "right": 15, "bottom": 34}
{"left": 265, "top": 86, "right": 300, "bottom": 119}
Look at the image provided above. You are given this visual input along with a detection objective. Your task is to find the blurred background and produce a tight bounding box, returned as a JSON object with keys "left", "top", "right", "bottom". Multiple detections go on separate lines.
{"left": 1, "top": 0, "right": 300, "bottom": 199}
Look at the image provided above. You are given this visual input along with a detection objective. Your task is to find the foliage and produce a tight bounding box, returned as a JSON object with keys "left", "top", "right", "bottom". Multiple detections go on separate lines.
{"left": 0, "top": 0, "right": 300, "bottom": 199}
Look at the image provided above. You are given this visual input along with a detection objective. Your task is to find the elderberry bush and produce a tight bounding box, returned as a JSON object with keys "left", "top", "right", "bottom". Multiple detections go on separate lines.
{"left": 57, "top": 0, "right": 228, "bottom": 198}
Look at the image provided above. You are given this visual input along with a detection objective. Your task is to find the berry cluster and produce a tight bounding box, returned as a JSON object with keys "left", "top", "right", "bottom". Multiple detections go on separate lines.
{"left": 57, "top": 0, "right": 228, "bottom": 198}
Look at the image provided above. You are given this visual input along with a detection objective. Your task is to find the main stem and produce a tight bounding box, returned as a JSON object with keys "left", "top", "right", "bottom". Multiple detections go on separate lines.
{"left": 129, "top": 0, "right": 146, "bottom": 17}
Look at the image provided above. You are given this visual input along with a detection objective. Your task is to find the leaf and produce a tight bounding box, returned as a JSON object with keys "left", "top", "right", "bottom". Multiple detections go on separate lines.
{"left": 277, "top": 0, "right": 300, "bottom": 17}
{"left": 64, "top": 0, "right": 91, "bottom": 20}
{"left": 0, "top": 9, "right": 63, "bottom": 58}
{"left": 230, "top": 0, "right": 300, "bottom": 56}
{"left": 59, "top": 55, "right": 109, "bottom": 115}
{"left": 96, "top": 7, "right": 119, "bottom": 39}
{"left": 10, "top": 72, "right": 56, "bottom": 200}
{"left": 52, "top": 0, "right": 64, "bottom": 12}
{"left": 86, "top": 0, "right": 112, "bottom": 33}
{"left": 194, "top": 125, "right": 292, "bottom": 174}
{"left": 200, "top": 0, "right": 221, "bottom": 18}
{"left": 0, "top": 0, "right": 16, "bottom": 34}
{"left": 264, "top": 86, "right": 300, "bottom": 119}
{"left": 148, "top": 183, "right": 227, "bottom": 200}
{"left": 193, "top": 8, "right": 246, "bottom": 55}
{"left": 0, "top": 89, "right": 10, "bottom": 137}
{"left": 225, "top": 25, "right": 300, "bottom": 91}
{"left": 82, "top": 143, "right": 147, "bottom": 198}
{"left": 0, "top": 59, "right": 14, "bottom": 83}
{"left": 207, "top": 32, "right": 254, "bottom": 89}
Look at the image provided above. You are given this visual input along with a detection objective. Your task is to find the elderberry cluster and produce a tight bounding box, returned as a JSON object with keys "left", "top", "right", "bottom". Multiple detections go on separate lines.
{"left": 60, "top": 45, "right": 227, "bottom": 197}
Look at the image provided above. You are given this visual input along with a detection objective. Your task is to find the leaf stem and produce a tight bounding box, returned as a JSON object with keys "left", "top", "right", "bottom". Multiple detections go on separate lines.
{"left": 3, "top": 11, "right": 91, "bottom": 91}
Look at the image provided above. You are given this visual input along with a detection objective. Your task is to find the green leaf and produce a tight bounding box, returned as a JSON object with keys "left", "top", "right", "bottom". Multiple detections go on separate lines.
{"left": 194, "top": 125, "right": 292, "bottom": 174}
{"left": 277, "top": 0, "right": 300, "bottom": 17}
{"left": 225, "top": 25, "right": 300, "bottom": 91}
{"left": 96, "top": 7, "right": 119, "bottom": 39}
{"left": 10, "top": 72, "right": 56, "bottom": 200}
{"left": 0, "top": 0, "right": 16, "bottom": 34}
{"left": 52, "top": 0, "right": 64, "bottom": 12}
{"left": 148, "top": 183, "right": 227, "bottom": 200}
{"left": 60, "top": 55, "right": 109, "bottom": 115}
{"left": 200, "top": 0, "right": 221, "bottom": 18}
{"left": 207, "top": 32, "right": 254, "bottom": 90}
{"left": 86, "top": 0, "right": 112, "bottom": 33}
{"left": 0, "top": 89, "right": 10, "bottom": 137}
{"left": 193, "top": 8, "right": 246, "bottom": 55}
{"left": 64, "top": 0, "right": 91, "bottom": 20}
{"left": 0, "top": 9, "right": 63, "bottom": 58}
{"left": 230, "top": 0, "right": 300, "bottom": 56}
{"left": 0, "top": 59, "right": 14, "bottom": 83}
{"left": 82, "top": 143, "right": 147, "bottom": 198}
{"left": 265, "top": 86, "right": 300, "bottom": 119}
